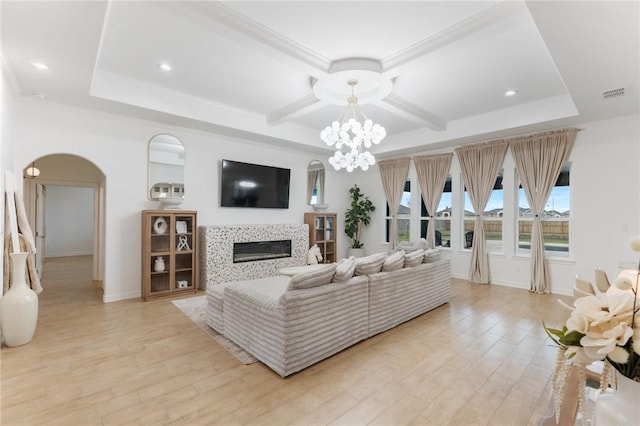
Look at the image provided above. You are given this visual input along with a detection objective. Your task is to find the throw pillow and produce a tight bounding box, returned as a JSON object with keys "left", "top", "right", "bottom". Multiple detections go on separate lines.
{"left": 382, "top": 250, "right": 405, "bottom": 272}
{"left": 404, "top": 249, "right": 424, "bottom": 268}
{"left": 333, "top": 257, "right": 357, "bottom": 282}
{"left": 423, "top": 248, "right": 441, "bottom": 263}
{"left": 395, "top": 241, "right": 422, "bottom": 252}
{"left": 286, "top": 264, "right": 337, "bottom": 291}
{"left": 417, "top": 238, "right": 429, "bottom": 250}
{"left": 354, "top": 252, "right": 386, "bottom": 275}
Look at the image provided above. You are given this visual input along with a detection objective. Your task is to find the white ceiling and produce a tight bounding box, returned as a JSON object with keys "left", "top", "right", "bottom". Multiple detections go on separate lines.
{"left": 2, "top": 1, "right": 638, "bottom": 157}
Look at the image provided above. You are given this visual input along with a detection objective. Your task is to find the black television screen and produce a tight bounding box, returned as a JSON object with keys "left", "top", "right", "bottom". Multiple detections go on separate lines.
{"left": 220, "top": 159, "right": 290, "bottom": 209}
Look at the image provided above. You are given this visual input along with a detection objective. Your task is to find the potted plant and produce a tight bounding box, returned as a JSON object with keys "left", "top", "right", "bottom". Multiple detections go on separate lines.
{"left": 344, "top": 184, "right": 375, "bottom": 257}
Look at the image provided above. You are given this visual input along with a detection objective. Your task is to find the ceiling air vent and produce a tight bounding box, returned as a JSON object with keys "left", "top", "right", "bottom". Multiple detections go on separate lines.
{"left": 602, "top": 87, "right": 625, "bottom": 99}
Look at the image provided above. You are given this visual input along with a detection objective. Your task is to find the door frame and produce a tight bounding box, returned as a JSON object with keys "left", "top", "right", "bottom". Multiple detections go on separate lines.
{"left": 24, "top": 179, "right": 104, "bottom": 282}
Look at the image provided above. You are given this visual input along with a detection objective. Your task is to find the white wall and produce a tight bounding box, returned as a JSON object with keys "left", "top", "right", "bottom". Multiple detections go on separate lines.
{"left": 11, "top": 99, "right": 353, "bottom": 302}
{"left": 45, "top": 185, "right": 94, "bottom": 257}
{"left": 1, "top": 54, "right": 19, "bottom": 289}
{"left": 355, "top": 114, "right": 640, "bottom": 296}
{"left": 10, "top": 92, "right": 639, "bottom": 300}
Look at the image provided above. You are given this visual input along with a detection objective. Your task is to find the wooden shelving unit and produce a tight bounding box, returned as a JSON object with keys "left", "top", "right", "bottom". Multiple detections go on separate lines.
{"left": 141, "top": 210, "right": 197, "bottom": 301}
{"left": 304, "top": 212, "right": 337, "bottom": 264}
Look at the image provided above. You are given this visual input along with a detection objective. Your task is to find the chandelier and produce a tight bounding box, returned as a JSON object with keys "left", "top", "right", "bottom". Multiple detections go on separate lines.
{"left": 320, "top": 79, "right": 386, "bottom": 172}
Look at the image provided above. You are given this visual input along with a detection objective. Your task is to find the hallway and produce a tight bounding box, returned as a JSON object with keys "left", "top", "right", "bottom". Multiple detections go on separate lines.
{"left": 38, "top": 255, "right": 102, "bottom": 306}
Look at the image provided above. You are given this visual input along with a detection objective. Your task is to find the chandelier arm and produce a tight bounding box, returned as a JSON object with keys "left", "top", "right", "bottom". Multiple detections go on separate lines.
{"left": 358, "top": 107, "right": 369, "bottom": 122}
{"left": 339, "top": 106, "right": 351, "bottom": 126}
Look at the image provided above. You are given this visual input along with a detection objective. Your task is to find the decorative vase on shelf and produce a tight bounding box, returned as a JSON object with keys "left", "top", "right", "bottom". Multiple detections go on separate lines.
{"left": 154, "top": 257, "right": 166, "bottom": 272}
{"left": 595, "top": 371, "right": 640, "bottom": 426}
{"left": 153, "top": 217, "right": 168, "bottom": 235}
{"left": 1, "top": 252, "right": 39, "bottom": 347}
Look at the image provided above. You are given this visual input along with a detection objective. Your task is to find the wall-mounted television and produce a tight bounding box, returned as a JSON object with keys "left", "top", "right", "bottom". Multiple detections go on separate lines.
{"left": 220, "top": 159, "right": 290, "bottom": 209}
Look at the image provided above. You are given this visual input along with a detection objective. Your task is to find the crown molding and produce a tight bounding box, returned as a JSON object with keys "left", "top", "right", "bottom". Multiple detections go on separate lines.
{"left": 381, "top": 1, "right": 523, "bottom": 77}
{"left": 267, "top": 93, "right": 325, "bottom": 125}
{"left": 379, "top": 93, "right": 447, "bottom": 131}
{"left": 152, "top": 1, "right": 331, "bottom": 78}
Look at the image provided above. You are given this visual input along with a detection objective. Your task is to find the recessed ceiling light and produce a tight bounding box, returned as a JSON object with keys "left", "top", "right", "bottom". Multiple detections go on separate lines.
{"left": 30, "top": 92, "right": 46, "bottom": 99}
{"left": 30, "top": 61, "right": 49, "bottom": 71}
{"left": 158, "top": 62, "right": 172, "bottom": 72}
{"left": 505, "top": 90, "right": 518, "bottom": 97}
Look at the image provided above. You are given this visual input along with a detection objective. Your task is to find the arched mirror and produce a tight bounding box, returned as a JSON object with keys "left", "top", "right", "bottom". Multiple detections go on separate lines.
{"left": 307, "top": 160, "right": 325, "bottom": 205}
{"left": 148, "top": 134, "right": 185, "bottom": 205}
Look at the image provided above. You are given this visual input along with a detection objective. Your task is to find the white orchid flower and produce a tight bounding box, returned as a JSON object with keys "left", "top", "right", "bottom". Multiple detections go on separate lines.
{"left": 608, "top": 346, "right": 630, "bottom": 364}
{"left": 581, "top": 320, "right": 633, "bottom": 356}
{"left": 566, "top": 345, "right": 602, "bottom": 365}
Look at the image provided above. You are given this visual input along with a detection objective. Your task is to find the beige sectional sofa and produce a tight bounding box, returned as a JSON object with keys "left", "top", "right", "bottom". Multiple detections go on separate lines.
{"left": 206, "top": 250, "right": 450, "bottom": 377}
{"left": 224, "top": 274, "right": 369, "bottom": 377}
{"left": 367, "top": 260, "right": 451, "bottom": 337}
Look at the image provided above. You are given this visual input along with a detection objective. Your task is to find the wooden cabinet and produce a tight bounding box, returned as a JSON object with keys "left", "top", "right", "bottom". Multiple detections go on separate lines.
{"left": 142, "top": 210, "right": 197, "bottom": 301}
{"left": 304, "top": 212, "right": 337, "bottom": 264}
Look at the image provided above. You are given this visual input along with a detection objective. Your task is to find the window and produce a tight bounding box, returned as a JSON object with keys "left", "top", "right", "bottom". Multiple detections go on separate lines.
{"left": 385, "top": 181, "right": 411, "bottom": 243}
{"left": 420, "top": 175, "right": 452, "bottom": 247}
{"left": 310, "top": 186, "right": 318, "bottom": 205}
{"left": 463, "top": 170, "right": 504, "bottom": 252}
{"left": 517, "top": 164, "right": 570, "bottom": 256}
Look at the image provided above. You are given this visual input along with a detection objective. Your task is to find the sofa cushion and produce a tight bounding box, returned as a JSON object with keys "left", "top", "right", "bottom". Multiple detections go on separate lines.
{"left": 404, "top": 249, "right": 424, "bottom": 268}
{"left": 333, "top": 257, "right": 357, "bottom": 282}
{"left": 396, "top": 239, "right": 428, "bottom": 252}
{"left": 279, "top": 264, "right": 327, "bottom": 277}
{"left": 355, "top": 252, "right": 386, "bottom": 275}
{"left": 286, "top": 264, "right": 336, "bottom": 291}
{"left": 382, "top": 250, "right": 405, "bottom": 272}
{"left": 423, "top": 248, "right": 441, "bottom": 263}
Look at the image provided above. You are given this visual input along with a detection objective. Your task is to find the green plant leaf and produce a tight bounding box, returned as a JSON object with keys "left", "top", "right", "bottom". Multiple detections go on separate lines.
{"left": 559, "top": 330, "right": 584, "bottom": 347}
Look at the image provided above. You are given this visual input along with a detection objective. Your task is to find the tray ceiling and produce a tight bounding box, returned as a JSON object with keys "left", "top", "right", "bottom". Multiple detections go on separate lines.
{"left": 2, "top": 1, "right": 638, "bottom": 156}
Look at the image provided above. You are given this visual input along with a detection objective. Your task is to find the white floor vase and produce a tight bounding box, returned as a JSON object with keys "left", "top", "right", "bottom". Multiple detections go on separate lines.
{"left": 1, "top": 252, "right": 38, "bottom": 346}
{"left": 595, "top": 370, "right": 640, "bottom": 426}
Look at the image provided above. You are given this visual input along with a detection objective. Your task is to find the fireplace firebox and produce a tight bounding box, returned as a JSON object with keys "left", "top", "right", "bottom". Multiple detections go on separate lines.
{"left": 233, "top": 239, "right": 292, "bottom": 263}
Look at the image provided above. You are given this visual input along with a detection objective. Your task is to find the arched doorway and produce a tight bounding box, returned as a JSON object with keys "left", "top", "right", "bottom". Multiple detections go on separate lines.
{"left": 22, "top": 154, "right": 105, "bottom": 295}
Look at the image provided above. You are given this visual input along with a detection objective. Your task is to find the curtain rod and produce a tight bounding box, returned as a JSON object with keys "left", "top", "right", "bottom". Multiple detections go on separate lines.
{"left": 454, "top": 127, "right": 583, "bottom": 152}
{"left": 377, "top": 127, "right": 584, "bottom": 162}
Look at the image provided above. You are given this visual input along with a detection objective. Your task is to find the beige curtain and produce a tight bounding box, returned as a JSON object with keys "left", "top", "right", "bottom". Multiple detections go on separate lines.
{"left": 510, "top": 129, "right": 578, "bottom": 294}
{"left": 414, "top": 153, "right": 453, "bottom": 249}
{"left": 378, "top": 158, "right": 410, "bottom": 250}
{"left": 456, "top": 141, "right": 508, "bottom": 284}
{"left": 318, "top": 169, "right": 325, "bottom": 204}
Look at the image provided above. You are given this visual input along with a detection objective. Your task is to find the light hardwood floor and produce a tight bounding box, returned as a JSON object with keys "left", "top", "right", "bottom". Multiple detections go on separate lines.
{"left": 1, "top": 256, "right": 573, "bottom": 425}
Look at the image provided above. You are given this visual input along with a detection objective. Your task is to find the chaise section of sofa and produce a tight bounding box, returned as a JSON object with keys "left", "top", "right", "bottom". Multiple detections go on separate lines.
{"left": 205, "top": 275, "right": 291, "bottom": 334}
{"left": 223, "top": 275, "right": 369, "bottom": 377}
{"left": 367, "top": 258, "right": 451, "bottom": 337}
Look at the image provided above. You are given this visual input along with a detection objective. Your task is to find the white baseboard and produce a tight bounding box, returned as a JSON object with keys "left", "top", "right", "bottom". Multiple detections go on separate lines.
{"left": 47, "top": 250, "right": 93, "bottom": 258}
{"left": 451, "top": 273, "right": 571, "bottom": 296}
{"left": 103, "top": 291, "right": 140, "bottom": 303}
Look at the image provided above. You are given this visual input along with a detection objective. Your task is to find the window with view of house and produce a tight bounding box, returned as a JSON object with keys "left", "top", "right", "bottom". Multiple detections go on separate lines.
{"left": 385, "top": 181, "right": 411, "bottom": 243}
{"left": 462, "top": 169, "right": 504, "bottom": 252}
{"left": 517, "top": 163, "right": 570, "bottom": 256}
{"left": 420, "top": 175, "right": 452, "bottom": 247}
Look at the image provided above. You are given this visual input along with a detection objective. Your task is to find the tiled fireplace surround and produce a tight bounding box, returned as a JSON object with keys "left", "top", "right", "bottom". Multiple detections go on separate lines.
{"left": 198, "top": 224, "right": 309, "bottom": 289}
